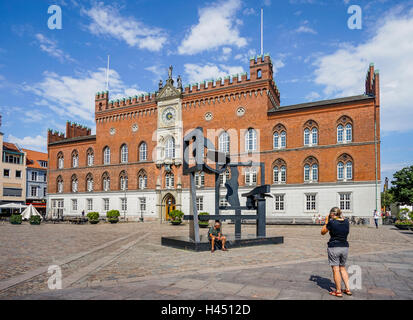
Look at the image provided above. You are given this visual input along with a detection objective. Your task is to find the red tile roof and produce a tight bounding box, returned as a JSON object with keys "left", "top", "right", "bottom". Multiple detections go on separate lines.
{"left": 3, "top": 142, "right": 20, "bottom": 152}
{"left": 22, "top": 148, "right": 48, "bottom": 169}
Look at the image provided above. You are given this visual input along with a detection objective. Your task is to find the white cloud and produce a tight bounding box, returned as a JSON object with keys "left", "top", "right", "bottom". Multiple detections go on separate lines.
{"left": 312, "top": 9, "right": 413, "bottom": 132}
{"left": 272, "top": 59, "right": 285, "bottom": 74}
{"left": 178, "top": 0, "right": 247, "bottom": 55}
{"left": 305, "top": 91, "right": 321, "bottom": 101}
{"left": 184, "top": 63, "right": 244, "bottom": 83}
{"left": 82, "top": 3, "right": 167, "bottom": 51}
{"left": 243, "top": 8, "right": 256, "bottom": 16}
{"left": 295, "top": 25, "right": 317, "bottom": 34}
{"left": 7, "top": 134, "right": 47, "bottom": 152}
{"left": 35, "top": 33, "right": 75, "bottom": 63}
{"left": 23, "top": 68, "right": 143, "bottom": 122}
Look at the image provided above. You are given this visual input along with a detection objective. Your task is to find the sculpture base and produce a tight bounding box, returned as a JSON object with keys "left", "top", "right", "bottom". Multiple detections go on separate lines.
{"left": 161, "top": 234, "right": 284, "bottom": 251}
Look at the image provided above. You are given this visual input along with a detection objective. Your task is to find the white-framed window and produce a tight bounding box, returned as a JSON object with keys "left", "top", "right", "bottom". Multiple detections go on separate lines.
{"left": 219, "top": 169, "right": 230, "bottom": 187}
{"left": 87, "top": 152, "right": 94, "bottom": 166}
{"left": 337, "top": 125, "right": 344, "bottom": 143}
{"left": 120, "top": 144, "right": 128, "bottom": 163}
{"left": 71, "top": 199, "right": 78, "bottom": 211}
{"left": 196, "top": 196, "right": 204, "bottom": 211}
{"left": 245, "top": 167, "right": 257, "bottom": 186}
{"left": 72, "top": 177, "right": 78, "bottom": 193}
{"left": 274, "top": 194, "right": 285, "bottom": 211}
{"left": 337, "top": 161, "right": 353, "bottom": 181}
{"left": 273, "top": 131, "right": 286, "bottom": 149}
{"left": 195, "top": 171, "right": 205, "bottom": 188}
{"left": 219, "top": 197, "right": 229, "bottom": 207}
{"left": 87, "top": 198, "right": 93, "bottom": 211}
{"left": 103, "top": 198, "right": 109, "bottom": 212}
{"left": 57, "top": 179, "right": 63, "bottom": 193}
{"left": 103, "top": 147, "right": 111, "bottom": 165}
{"left": 305, "top": 194, "right": 317, "bottom": 212}
{"left": 139, "top": 197, "right": 146, "bottom": 212}
{"left": 103, "top": 175, "right": 110, "bottom": 191}
{"left": 120, "top": 174, "right": 128, "bottom": 191}
{"left": 219, "top": 132, "right": 230, "bottom": 153}
{"left": 121, "top": 198, "right": 127, "bottom": 211}
{"left": 245, "top": 128, "right": 257, "bottom": 152}
{"left": 273, "top": 165, "right": 286, "bottom": 184}
{"left": 339, "top": 192, "right": 352, "bottom": 211}
{"left": 58, "top": 156, "right": 64, "bottom": 169}
{"left": 87, "top": 176, "right": 94, "bottom": 192}
{"left": 304, "top": 128, "right": 318, "bottom": 146}
{"left": 30, "top": 186, "right": 38, "bottom": 197}
{"left": 139, "top": 142, "right": 147, "bottom": 161}
{"left": 138, "top": 174, "right": 147, "bottom": 189}
{"left": 304, "top": 164, "right": 318, "bottom": 182}
{"left": 72, "top": 154, "right": 79, "bottom": 168}
{"left": 165, "top": 137, "right": 175, "bottom": 159}
{"left": 345, "top": 124, "right": 352, "bottom": 142}
{"left": 165, "top": 173, "right": 174, "bottom": 189}
{"left": 31, "top": 172, "right": 38, "bottom": 181}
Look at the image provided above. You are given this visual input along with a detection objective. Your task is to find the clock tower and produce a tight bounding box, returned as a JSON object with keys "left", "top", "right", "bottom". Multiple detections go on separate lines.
{"left": 155, "top": 67, "right": 183, "bottom": 221}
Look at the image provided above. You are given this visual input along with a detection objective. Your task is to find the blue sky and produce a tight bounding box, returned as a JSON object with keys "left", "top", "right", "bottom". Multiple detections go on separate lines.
{"left": 0, "top": 0, "right": 412, "bottom": 186}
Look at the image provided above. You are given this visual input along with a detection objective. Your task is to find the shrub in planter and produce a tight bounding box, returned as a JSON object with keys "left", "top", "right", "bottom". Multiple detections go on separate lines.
{"left": 107, "top": 210, "right": 120, "bottom": 223}
{"left": 198, "top": 212, "right": 210, "bottom": 228}
{"left": 169, "top": 210, "right": 184, "bottom": 225}
{"left": 394, "top": 220, "right": 413, "bottom": 230}
{"left": 87, "top": 212, "right": 99, "bottom": 224}
{"left": 29, "top": 215, "right": 41, "bottom": 225}
{"left": 10, "top": 214, "right": 22, "bottom": 225}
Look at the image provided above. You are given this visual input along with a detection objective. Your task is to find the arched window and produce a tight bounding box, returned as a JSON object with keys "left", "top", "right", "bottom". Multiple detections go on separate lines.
{"left": 103, "top": 146, "right": 111, "bottom": 165}
{"left": 102, "top": 172, "right": 110, "bottom": 191}
{"left": 219, "top": 131, "right": 230, "bottom": 153}
{"left": 337, "top": 125, "right": 344, "bottom": 143}
{"left": 303, "top": 120, "right": 318, "bottom": 146}
{"left": 57, "top": 176, "right": 63, "bottom": 193}
{"left": 280, "top": 131, "right": 286, "bottom": 148}
{"left": 337, "top": 116, "right": 353, "bottom": 143}
{"left": 72, "top": 150, "right": 79, "bottom": 168}
{"left": 272, "top": 159, "right": 286, "bottom": 184}
{"left": 245, "top": 128, "right": 257, "bottom": 152}
{"left": 272, "top": 124, "right": 287, "bottom": 149}
{"left": 165, "top": 137, "right": 175, "bottom": 159}
{"left": 71, "top": 175, "right": 78, "bottom": 193}
{"left": 86, "top": 173, "right": 94, "bottom": 192}
{"left": 138, "top": 170, "right": 147, "bottom": 189}
{"left": 245, "top": 167, "right": 257, "bottom": 186}
{"left": 120, "top": 144, "right": 128, "bottom": 163}
{"left": 303, "top": 156, "right": 319, "bottom": 182}
{"left": 257, "top": 69, "right": 262, "bottom": 78}
{"left": 87, "top": 148, "right": 94, "bottom": 166}
{"left": 57, "top": 152, "right": 64, "bottom": 169}
{"left": 139, "top": 142, "right": 147, "bottom": 161}
{"left": 119, "top": 171, "right": 128, "bottom": 191}
{"left": 337, "top": 154, "right": 354, "bottom": 181}
{"left": 165, "top": 173, "right": 174, "bottom": 189}
{"left": 195, "top": 171, "right": 205, "bottom": 188}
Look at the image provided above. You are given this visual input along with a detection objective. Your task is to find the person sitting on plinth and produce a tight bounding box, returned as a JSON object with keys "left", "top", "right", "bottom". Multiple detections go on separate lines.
{"left": 208, "top": 221, "right": 227, "bottom": 252}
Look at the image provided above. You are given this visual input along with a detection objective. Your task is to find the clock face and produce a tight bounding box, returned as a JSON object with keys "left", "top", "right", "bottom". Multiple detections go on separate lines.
{"left": 162, "top": 107, "right": 176, "bottom": 125}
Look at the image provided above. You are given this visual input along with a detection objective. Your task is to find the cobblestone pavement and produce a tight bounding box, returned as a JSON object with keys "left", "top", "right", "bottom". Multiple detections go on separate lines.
{"left": 1, "top": 221, "right": 412, "bottom": 300}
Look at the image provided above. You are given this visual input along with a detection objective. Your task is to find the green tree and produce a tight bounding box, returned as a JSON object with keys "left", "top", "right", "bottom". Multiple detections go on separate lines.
{"left": 381, "top": 190, "right": 394, "bottom": 211}
{"left": 391, "top": 165, "right": 413, "bottom": 206}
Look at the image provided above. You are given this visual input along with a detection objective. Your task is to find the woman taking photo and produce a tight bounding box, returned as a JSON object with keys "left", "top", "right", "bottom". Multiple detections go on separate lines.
{"left": 321, "top": 207, "right": 352, "bottom": 297}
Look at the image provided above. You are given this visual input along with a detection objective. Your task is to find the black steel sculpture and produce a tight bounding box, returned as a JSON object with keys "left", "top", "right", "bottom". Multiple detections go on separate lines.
{"left": 161, "top": 127, "right": 283, "bottom": 250}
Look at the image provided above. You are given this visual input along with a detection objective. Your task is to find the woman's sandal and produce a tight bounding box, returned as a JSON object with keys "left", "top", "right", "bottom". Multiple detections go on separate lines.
{"left": 329, "top": 290, "right": 343, "bottom": 297}
{"left": 343, "top": 289, "right": 353, "bottom": 296}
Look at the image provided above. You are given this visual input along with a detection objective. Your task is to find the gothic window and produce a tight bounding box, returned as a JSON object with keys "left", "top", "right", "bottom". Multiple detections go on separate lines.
{"left": 337, "top": 154, "right": 354, "bottom": 181}
{"left": 272, "top": 124, "right": 287, "bottom": 149}
{"left": 103, "top": 146, "right": 111, "bottom": 165}
{"left": 71, "top": 175, "right": 78, "bottom": 193}
{"left": 87, "top": 148, "right": 94, "bottom": 166}
{"left": 272, "top": 159, "right": 287, "bottom": 184}
{"left": 138, "top": 170, "right": 147, "bottom": 189}
{"left": 57, "top": 152, "right": 64, "bottom": 169}
{"left": 86, "top": 173, "right": 94, "bottom": 192}
{"left": 72, "top": 150, "right": 79, "bottom": 168}
{"left": 245, "top": 128, "right": 257, "bottom": 152}
{"left": 120, "top": 144, "right": 128, "bottom": 163}
{"left": 102, "top": 172, "right": 110, "bottom": 191}
{"left": 337, "top": 116, "right": 353, "bottom": 143}
{"left": 303, "top": 156, "right": 319, "bottom": 182}
{"left": 303, "top": 120, "right": 318, "bottom": 146}
{"left": 119, "top": 171, "right": 128, "bottom": 191}
{"left": 139, "top": 142, "right": 147, "bottom": 161}
{"left": 245, "top": 167, "right": 257, "bottom": 186}
{"left": 57, "top": 176, "right": 63, "bottom": 193}
{"left": 165, "top": 137, "right": 175, "bottom": 159}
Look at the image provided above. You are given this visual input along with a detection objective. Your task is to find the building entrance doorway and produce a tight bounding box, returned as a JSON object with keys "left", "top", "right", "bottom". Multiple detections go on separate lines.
{"left": 164, "top": 194, "right": 176, "bottom": 221}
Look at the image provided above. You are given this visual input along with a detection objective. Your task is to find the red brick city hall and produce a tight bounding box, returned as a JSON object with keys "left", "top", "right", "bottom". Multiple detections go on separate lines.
{"left": 47, "top": 55, "right": 381, "bottom": 222}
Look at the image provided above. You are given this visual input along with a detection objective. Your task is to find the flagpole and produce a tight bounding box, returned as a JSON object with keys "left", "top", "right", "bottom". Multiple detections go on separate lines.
{"left": 106, "top": 55, "right": 110, "bottom": 91}
{"left": 261, "top": 8, "right": 263, "bottom": 56}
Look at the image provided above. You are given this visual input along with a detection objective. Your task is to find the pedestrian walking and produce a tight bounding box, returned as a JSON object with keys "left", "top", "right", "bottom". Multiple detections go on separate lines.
{"left": 373, "top": 210, "right": 380, "bottom": 229}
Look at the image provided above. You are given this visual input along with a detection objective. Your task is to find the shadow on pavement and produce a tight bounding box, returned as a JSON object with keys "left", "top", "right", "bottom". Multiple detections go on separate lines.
{"left": 309, "top": 275, "right": 335, "bottom": 293}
